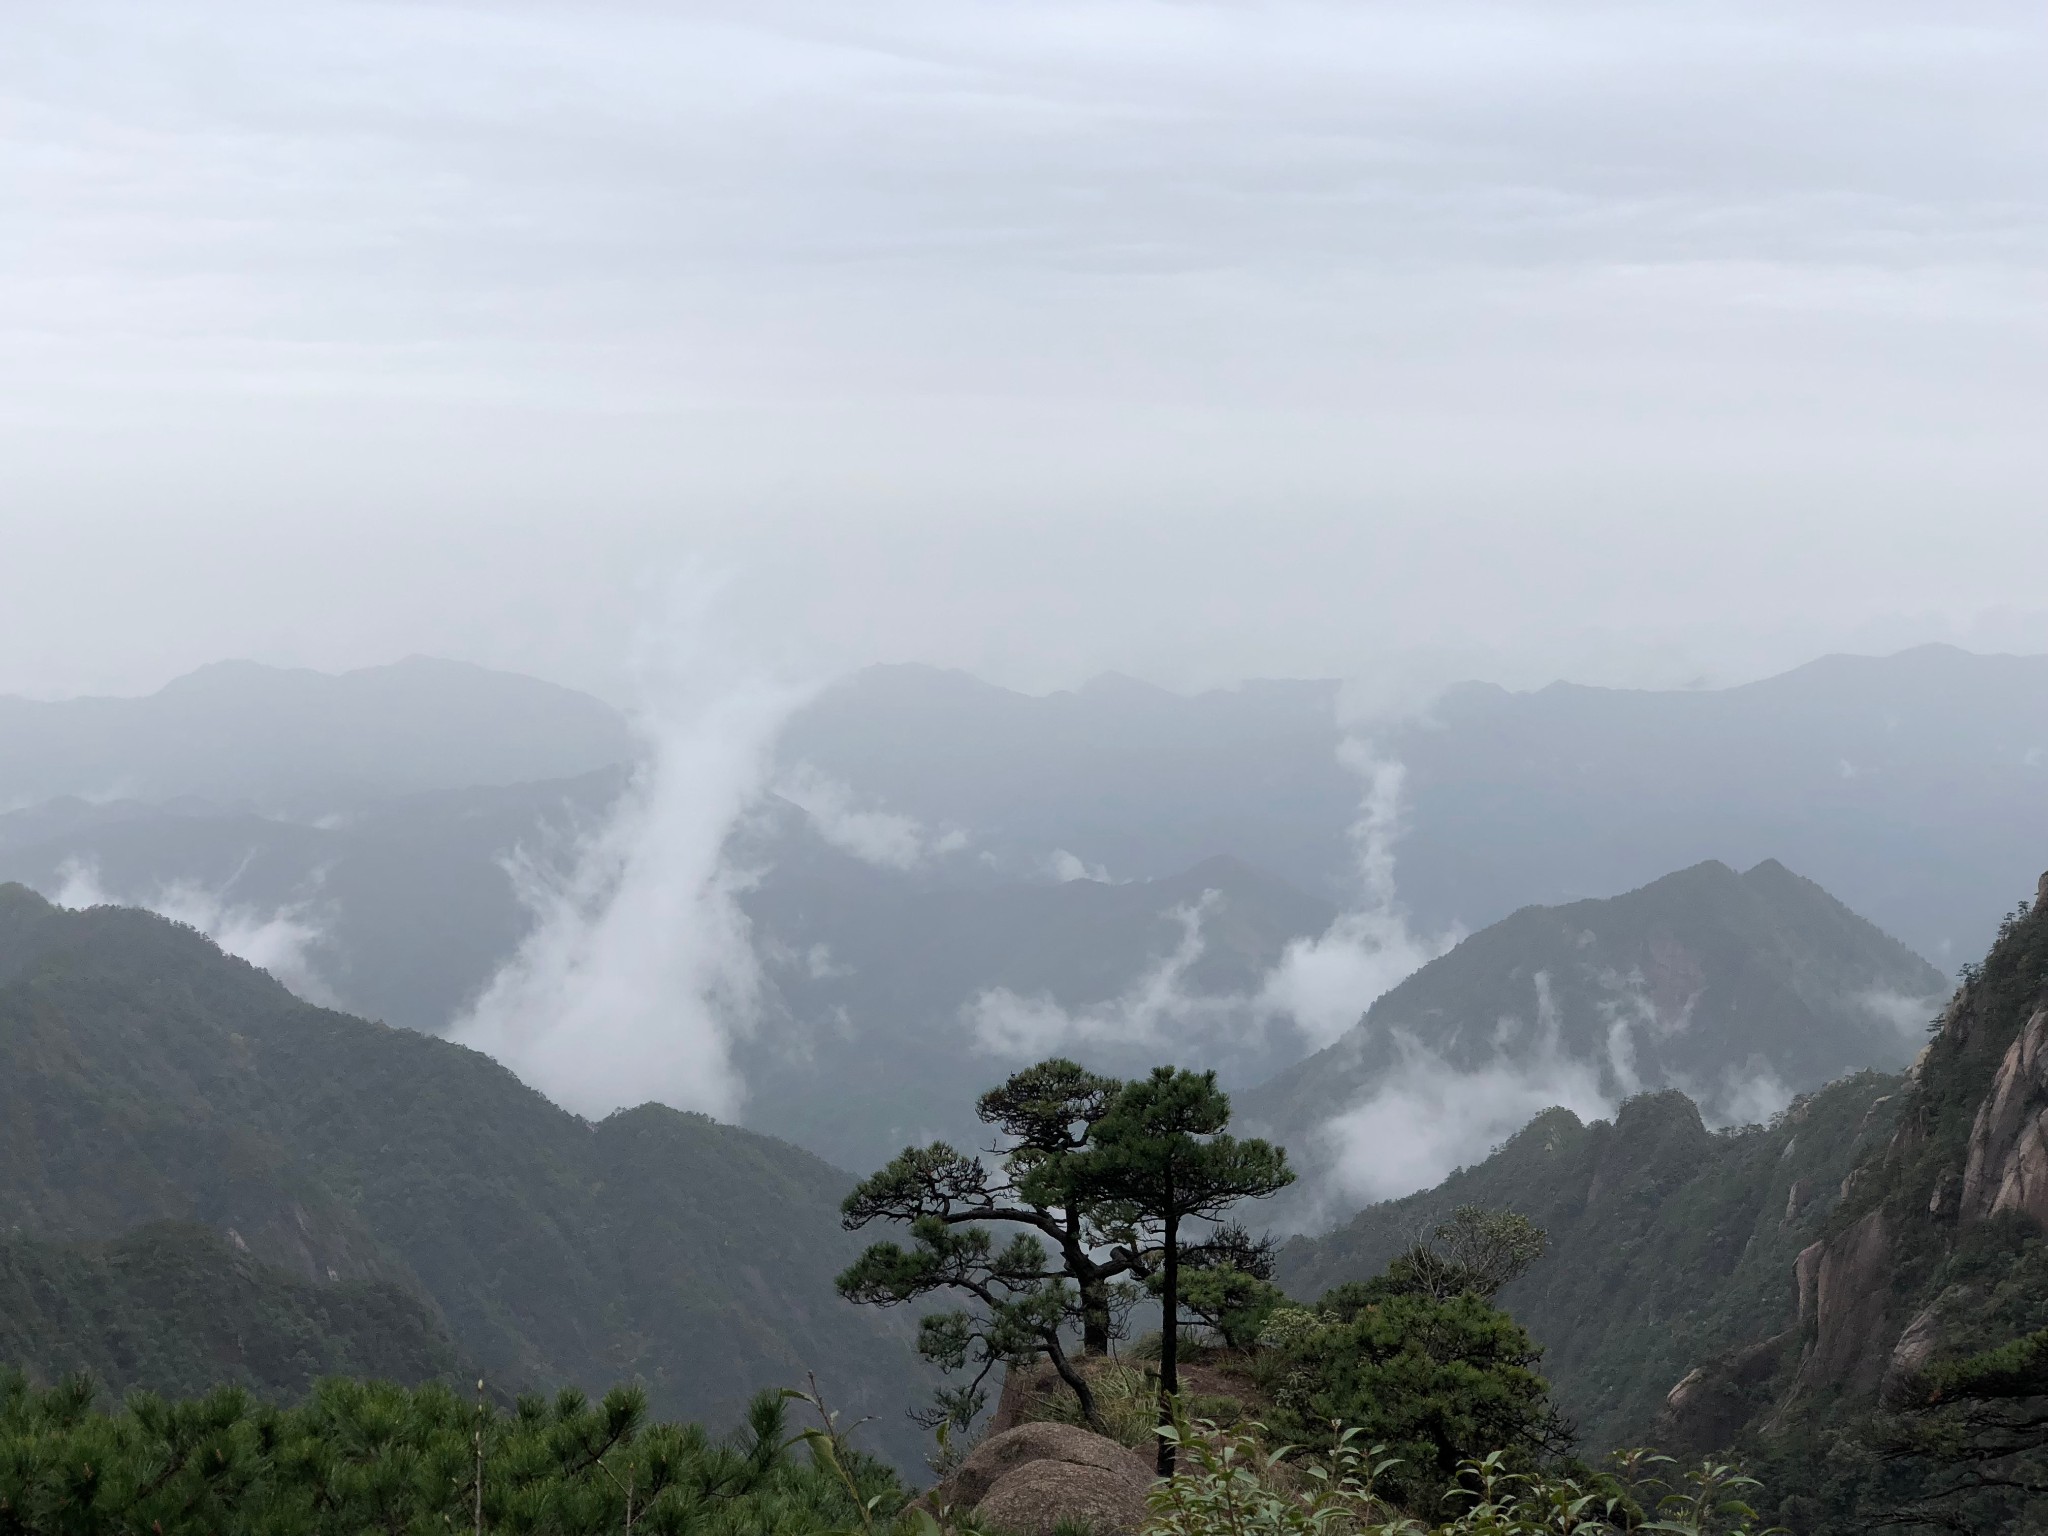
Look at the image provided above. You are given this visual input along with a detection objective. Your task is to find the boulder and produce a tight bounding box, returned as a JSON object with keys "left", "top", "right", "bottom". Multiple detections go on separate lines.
{"left": 975, "top": 1459, "right": 1153, "bottom": 1536}
{"left": 924, "top": 1422, "right": 1153, "bottom": 1533}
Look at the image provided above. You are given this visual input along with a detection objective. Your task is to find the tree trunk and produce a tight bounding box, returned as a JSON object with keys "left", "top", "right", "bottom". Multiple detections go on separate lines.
{"left": 1066, "top": 1210, "right": 1112, "bottom": 1356}
{"left": 1045, "top": 1333, "right": 1105, "bottom": 1437}
{"left": 1079, "top": 1273, "right": 1111, "bottom": 1355}
{"left": 1156, "top": 1206, "right": 1179, "bottom": 1477}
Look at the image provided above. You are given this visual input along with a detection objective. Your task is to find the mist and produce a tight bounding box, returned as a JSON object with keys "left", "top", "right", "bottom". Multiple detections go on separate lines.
{"left": 451, "top": 627, "right": 807, "bottom": 1121}
{"left": 50, "top": 858, "right": 338, "bottom": 1007}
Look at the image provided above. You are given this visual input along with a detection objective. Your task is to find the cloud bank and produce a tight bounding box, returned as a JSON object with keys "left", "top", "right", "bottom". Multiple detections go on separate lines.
{"left": 453, "top": 635, "right": 805, "bottom": 1121}
{"left": 965, "top": 894, "right": 1241, "bottom": 1059}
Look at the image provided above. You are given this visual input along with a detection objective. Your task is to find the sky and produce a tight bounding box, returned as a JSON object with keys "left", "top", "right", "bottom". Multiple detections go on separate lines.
{"left": 6, "top": 0, "right": 2048, "bottom": 703}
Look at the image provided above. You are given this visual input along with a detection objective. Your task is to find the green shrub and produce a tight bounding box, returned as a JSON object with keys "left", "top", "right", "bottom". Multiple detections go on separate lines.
{"left": 1142, "top": 1413, "right": 1782, "bottom": 1535}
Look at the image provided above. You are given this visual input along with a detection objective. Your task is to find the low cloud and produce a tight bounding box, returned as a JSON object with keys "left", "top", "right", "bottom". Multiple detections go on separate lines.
{"left": 1703, "top": 1062, "right": 1795, "bottom": 1128}
{"left": 49, "top": 858, "right": 337, "bottom": 1005}
{"left": 453, "top": 610, "right": 806, "bottom": 1122}
{"left": 1046, "top": 848, "right": 1112, "bottom": 883}
{"left": 1320, "top": 984, "right": 1614, "bottom": 1207}
{"left": 774, "top": 763, "right": 967, "bottom": 870}
{"left": 1255, "top": 742, "right": 1461, "bottom": 1049}
{"left": 966, "top": 893, "right": 1244, "bottom": 1058}
{"left": 1856, "top": 986, "right": 1946, "bottom": 1043}
{"left": 965, "top": 737, "right": 1454, "bottom": 1066}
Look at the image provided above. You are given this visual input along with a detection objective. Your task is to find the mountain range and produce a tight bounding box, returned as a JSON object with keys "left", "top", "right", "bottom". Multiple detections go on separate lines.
{"left": 781, "top": 646, "right": 2048, "bottom": 966}
{"left": 0, "top": 656, "right": 632, "bottom": 812}
{"left": 0, "top": 646, "right": 2027, "bottom": 1195}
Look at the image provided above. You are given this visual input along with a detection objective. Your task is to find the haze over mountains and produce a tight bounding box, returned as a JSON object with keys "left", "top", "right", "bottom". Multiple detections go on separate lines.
{"left": 1241, "top": 858, "right": 1947, "bottom": 1212}
{"left": 0, "top": 657, "right": 631, "bottom": 811}
{"left": 0, "top": 645, "right": 2034, "bottom": 1203}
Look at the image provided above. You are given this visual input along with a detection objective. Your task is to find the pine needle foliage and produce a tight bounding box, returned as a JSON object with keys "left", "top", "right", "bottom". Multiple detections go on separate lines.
{"left": 0, "top": 1369, "right": 920, "bottom": 1536}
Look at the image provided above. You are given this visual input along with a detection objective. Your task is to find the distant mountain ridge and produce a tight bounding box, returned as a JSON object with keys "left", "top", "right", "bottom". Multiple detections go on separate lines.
{"left": 782, "top": 646, "right": 2048, "bottom": 963}
{"left": 1238, "top": 859, "right": 1946, "bottom": 1214}
{"left": 0, "top": 885, "right": 927, "bottom": 1465}
{"left": 0, "top": 656, "right": 633, "bottom": 810}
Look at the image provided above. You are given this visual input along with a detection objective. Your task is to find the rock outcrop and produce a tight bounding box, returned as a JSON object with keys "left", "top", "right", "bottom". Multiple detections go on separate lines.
{"left": 923, "top": 1422, "right": 1154, "bottom": 1535}
{"left": 1656, "top": 1332, "right": 1795, "bottom": 1454}
{"left": 1791, "top": 1206, "right": 1894, "bottom": 1397}
{"left": 1659, "top": 869, "right": 2048, "bottom": 1468}
{"left": 1960, "top": 1006, "right": 2048, "bottom": 1228}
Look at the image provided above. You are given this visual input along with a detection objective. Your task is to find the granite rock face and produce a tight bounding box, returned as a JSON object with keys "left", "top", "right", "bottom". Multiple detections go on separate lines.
{"left": 922, "top": 1422, "right": 1154, "bottom": 1534}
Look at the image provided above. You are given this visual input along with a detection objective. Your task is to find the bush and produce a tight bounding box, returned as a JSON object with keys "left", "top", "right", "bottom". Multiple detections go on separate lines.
{"left": 1142, "top": 1413, "right": 1782, "bottom": 1535}
{"left": 1270, "top": 1289, "right": 1568, "bottom": 1511}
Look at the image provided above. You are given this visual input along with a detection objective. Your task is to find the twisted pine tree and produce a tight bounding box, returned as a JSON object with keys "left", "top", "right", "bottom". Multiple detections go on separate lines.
{"left": 837, "top": 1060, "right": 1142, "bottom": 1433}
{"left": 1080, "top": 1066, "right": 1293, "bottom": 1475}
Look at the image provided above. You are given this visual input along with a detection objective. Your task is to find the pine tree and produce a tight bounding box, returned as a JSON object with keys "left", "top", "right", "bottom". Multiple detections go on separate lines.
{"left": 1081, "top": 1066, "right": 1293, "bottom": 1475}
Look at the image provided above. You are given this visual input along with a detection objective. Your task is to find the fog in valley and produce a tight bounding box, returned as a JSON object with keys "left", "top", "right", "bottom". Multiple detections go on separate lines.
{"left": 8, "top": 11, "right": 2048, "bottom": 1517}
{"left": 8, "top": 1, "right": 2048, "bottom": 1208}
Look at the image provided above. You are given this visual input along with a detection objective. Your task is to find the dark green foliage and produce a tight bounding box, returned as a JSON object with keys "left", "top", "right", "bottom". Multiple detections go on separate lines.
{"left": 1162, "top": 1223, "right": 1285, "bottom": 1351}
{"left": 0, "top": 887, "right": 926, "bottom": 1465}
{"left": 0, "top": 1369, "right": 908, "bottom": 1536}
{"left": 1173, "top": 1266, "right": 1285, "bottom": 1353}
{"left": 1277, "top": 1075, "right": 1904, "bottom": 1452}
{"left": 1273, "top": 1286, "right": 1570, "bottom": 1512}
{"left": 0, "top": 1223, "right": 458, "bottom": 1401}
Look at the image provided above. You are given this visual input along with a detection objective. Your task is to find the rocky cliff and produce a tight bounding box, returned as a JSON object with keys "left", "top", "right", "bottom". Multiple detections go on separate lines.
{"left": 1660, "top": 873, "right": 2048, "bottom": 1530}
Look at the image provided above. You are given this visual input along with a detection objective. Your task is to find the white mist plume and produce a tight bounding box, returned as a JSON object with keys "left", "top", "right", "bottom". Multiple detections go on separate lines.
{"left": 1705, "top": 1062, "right": 1795, "bottom": 1128}
{"left": 966, "top": 893, "right": 1242, "bottom": 1057}
{"left": 773, "top": 763, "right": 966, "bottom": 869}
{"left": 452, "top": 607, "right": 805, "bottom": 1122}
{"left": 50, "top": 858, "right": 336, "bottom": 1004}
{"left": 1321, "top": 971, "right": 1613, "bottom": 1206}
{"left": 1856, "top": 986, "right": 1946, "bottom": 1044}
{"left": 964, "top": 738, "right": 1454, "bottom": 1061}
{"left": 1047, "top": 849, "right": 1112, "bottom": 883}
{"left": 1256, "top": 741, "right": 1460, "bottom": 1049}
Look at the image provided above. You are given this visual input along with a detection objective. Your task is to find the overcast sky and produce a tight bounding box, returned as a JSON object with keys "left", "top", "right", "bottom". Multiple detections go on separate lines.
{"left": 5, "top": 1, "right": 2046, "bottom": 703}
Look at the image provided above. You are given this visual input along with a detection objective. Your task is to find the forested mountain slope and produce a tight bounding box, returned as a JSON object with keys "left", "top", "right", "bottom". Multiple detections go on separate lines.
{"left": 1273, "top": 1072, "right": 1904, "bottom": 1452}
{"left": 0, "top": 1223, "right": 460, "bottom": 1401}
{"left": 1281, "top": 868, "right": 2048, "bottom": 1531}
{"left": 1666, "top": 873, "right": 2048, "bottom": 1531}
{"left": 0, "top": 886, "right": 926, "bottom": 1463}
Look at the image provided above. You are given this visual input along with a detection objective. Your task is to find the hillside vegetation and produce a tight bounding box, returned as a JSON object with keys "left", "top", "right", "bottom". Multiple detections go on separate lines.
{"left": 0, "top": 884, "right": 927, "bottom": 1465}
{"left": 1276, "top": 1073, "right": 1903, "bottom": 1452}
{"left": 0, "top": 1223, "right": 458, "bottom": 1400}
